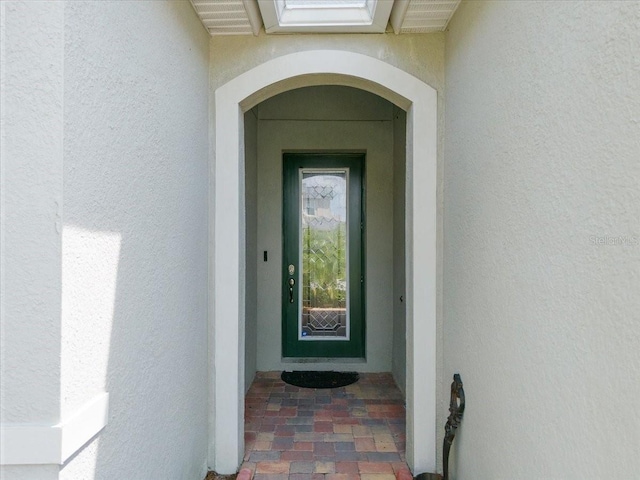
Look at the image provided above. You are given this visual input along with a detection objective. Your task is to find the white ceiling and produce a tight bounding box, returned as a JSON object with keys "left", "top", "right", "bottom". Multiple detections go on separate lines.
{"left": 189, "top": 0, "right": 461, "bottom": 36}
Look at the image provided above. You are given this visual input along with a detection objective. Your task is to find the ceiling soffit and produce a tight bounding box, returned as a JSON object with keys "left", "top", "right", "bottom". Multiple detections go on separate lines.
{"left": 190, "top": 0, "right": 461, "bottom": 36}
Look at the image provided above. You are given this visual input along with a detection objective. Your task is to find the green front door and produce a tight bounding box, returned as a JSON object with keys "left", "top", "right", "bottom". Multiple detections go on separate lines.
{"left": 282, "top": 153, "right": 365, "bottom": 358}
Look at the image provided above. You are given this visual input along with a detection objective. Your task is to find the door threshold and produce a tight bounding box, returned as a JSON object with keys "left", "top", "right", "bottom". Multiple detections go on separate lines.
{"left": 282, "top": 356, "right": 366, "bottom": 364}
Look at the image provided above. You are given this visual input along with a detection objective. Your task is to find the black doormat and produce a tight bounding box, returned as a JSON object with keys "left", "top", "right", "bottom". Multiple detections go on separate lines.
{"left": 281, "top": 370, "right": 359, "bottom": 389}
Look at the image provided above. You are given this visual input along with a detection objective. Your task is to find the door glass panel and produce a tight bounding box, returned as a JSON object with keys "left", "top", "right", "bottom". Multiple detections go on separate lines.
{"left": 299, "top": 169, "right": 349, "bottom": 340}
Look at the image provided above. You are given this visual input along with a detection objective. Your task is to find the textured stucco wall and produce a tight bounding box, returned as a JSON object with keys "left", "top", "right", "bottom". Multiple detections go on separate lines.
{"left": 254, "top": 86, "right": 397, "bottom": 372}
{"left": 444, "top": 1, "right": 640, "bottom": 478}
{"left": 59, "top": 2, "right": 210, "bottom": 479}
{"left": 210, "top": 33, "right": 444, "bottom": 94}
{"left": 1, "top": 3, "right": 64, "bottom": 478}
{"left": 2, "top": 1, "right": 210, "bottom": 478}
{"left": 1, "top": 0, "right": 63, "bottom": 426}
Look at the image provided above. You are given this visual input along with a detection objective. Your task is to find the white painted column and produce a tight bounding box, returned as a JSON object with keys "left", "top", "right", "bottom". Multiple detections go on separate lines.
{"left": 405, "top": 93, "right": 439, "bottom": 475}
{"left": 0, "top": 2, "right": 64, "bottom": 477}
{"left": 211, "top": 96, "right": 245, "bottom": 473}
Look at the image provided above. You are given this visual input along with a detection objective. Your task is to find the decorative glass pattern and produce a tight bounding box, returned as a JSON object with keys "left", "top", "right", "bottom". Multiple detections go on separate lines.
{"left": 299, "top": 170, "right": 349, "bottom": 339}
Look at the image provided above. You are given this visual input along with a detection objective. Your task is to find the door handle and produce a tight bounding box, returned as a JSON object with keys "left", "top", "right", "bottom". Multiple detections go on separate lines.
{"left": 288, "top": 278, "right": 295, "bottom": 303}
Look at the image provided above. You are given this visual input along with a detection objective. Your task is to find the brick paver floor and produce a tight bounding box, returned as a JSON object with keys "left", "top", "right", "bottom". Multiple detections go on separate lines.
{"left": 242, "top": 371, "right": 408, "bottom": 480}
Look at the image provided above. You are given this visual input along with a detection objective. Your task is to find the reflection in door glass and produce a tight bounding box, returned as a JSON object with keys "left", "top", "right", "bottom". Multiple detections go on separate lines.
{"left": 300, "top": 170, "right": 349, "bottom": 340}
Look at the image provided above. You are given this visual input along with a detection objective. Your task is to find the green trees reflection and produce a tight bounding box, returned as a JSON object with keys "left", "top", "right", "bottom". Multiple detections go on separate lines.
{"left": 302, "top": 221, "right": 347, "bottom": 309}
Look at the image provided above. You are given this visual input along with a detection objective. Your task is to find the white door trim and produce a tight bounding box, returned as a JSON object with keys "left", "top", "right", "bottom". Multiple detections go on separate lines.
{"left": 210, "top": 50, "right": 437, "bottom": 475}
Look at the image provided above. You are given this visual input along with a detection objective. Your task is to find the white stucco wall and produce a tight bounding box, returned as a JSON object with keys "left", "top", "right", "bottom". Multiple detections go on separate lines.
{"left": 444, "top": 1, "right": 640, "bottom": 478}
{"left": 1, "top": 2, "right": 64, "bottom": 478}
{"left": 1, "top": 0, "right": 63, "bottom": 426}
{"left": 254, "top": 86, "right": 396, "bottom": 372}
{"left": 2, "top": 1, "right": 210, "bottom": 479}
{"left": 60, "top": 2, "right": 210, "bottom": 479}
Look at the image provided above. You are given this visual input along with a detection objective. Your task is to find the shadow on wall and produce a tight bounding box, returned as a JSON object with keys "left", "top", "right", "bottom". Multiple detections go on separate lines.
{"left": 57, "top": 1, "right": 210, "bottom": 479}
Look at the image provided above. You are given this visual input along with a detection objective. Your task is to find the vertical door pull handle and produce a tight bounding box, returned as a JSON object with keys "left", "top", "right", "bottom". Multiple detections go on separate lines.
{"left": 288, "top": 278, "right": 295, "bottom": 303}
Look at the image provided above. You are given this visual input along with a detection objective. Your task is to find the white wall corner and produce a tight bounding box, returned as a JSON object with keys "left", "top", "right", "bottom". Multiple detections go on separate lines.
{"left": 0, "top": 393, "right": 109, "bottom": 466}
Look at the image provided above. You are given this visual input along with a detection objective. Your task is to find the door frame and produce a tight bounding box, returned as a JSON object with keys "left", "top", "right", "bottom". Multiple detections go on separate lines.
{"left": 282, "top": 153, "right": 365, "bottom": 358}
{"left": 210, "top": 50, "right": 437, "bottom": 475}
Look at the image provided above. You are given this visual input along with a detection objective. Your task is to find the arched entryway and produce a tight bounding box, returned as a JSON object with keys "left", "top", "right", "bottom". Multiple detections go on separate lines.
{"left": 210, "top": 50, "right": 437, "bottom": 475}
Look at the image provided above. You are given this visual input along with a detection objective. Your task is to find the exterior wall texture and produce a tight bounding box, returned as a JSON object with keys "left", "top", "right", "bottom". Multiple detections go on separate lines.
{"left": 1, "top": 0, "right": 64, "bottom": 426}
{"left": 1, "top": 3, "right": 64, "bottom": 478}
{"left": 6, "top": 1, "right": 637, "bottom": 478}
{"left": 1, "top": 1, "right": 210, "bottom": 479}
{"left": 444, "top": 1, "right": 640, "bottom": 478}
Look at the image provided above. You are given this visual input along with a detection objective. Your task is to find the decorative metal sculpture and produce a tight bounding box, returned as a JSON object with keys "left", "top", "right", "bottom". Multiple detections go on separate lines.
{"left": 415, "top": 374, "right": 465, "bottom": 480}
{"left": 443, "top": 373, "right": 465, "bottom": 480}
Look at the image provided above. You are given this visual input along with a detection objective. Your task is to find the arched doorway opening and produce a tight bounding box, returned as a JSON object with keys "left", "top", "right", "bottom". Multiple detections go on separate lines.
{"left": 210, "top": 50, "right": 437, "bottom": 475}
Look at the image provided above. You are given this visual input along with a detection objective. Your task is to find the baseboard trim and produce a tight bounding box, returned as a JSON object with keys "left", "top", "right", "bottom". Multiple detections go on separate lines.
{"left": 0, "top": 392, "right": 109, "bottom": 465}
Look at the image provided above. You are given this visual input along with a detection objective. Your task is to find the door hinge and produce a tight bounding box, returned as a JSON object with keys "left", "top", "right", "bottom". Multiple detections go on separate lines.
{"left": 361, "top": 275, "right": 364, "bottom": 283}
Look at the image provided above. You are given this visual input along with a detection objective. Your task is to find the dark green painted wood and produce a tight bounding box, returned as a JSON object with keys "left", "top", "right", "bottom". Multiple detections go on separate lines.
{"left": 282, "top": 153, "right": 365, "bottom": 358}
